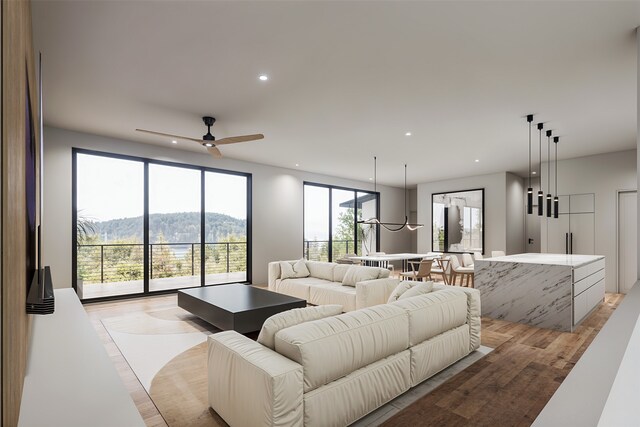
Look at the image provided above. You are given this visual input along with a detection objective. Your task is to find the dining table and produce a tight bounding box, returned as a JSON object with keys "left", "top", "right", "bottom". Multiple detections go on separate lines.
{"left": 348, "top": 252, "right": 442, "bottom": 272}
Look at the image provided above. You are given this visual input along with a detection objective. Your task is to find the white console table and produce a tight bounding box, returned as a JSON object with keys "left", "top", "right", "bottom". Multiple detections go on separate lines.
{"left": 18, "top": 289, "right": 144, "bottom": 427}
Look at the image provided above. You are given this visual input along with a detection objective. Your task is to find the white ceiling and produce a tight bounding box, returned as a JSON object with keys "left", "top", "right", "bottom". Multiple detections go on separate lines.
{"left": 32, "top": 1, "right": 640, "bottom": 187}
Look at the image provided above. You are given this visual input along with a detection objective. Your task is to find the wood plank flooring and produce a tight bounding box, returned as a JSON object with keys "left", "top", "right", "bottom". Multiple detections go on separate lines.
{"left": 84, "top": 293, "right": 623, "bottom": 427}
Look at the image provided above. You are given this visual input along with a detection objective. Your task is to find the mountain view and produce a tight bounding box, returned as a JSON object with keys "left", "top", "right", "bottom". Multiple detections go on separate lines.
{"left": 92, "top": 212, "right": 246, "bottom": 243}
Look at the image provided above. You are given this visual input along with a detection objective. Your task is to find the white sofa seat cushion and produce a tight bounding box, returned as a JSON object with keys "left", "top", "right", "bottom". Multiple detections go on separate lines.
{"left": 391, "top": 289, "right": 468, "bottom": 346}
{"left": 305, "top": 261, "right": 336, "bottom": 281}
{"left": 308, "top": 282, "right": 357, "bottom": 312}
{"left": 278, "top": 277, "right": 332, "bottom": 300}
{"left": 274, "top": 304, "right": 409, "bottom": 392}
{"left": 258, "top": 305, "right": 343, "bottom": 350}
{"left": 303, "top": 350, "right": 411, "bottom": 427}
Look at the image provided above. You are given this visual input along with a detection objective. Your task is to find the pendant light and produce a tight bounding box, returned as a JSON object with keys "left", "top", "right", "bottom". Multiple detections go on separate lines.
{"left": 553, "top": 136, "right": 559, "bottom": 218}
{"left": 546, "top": 130, "right": 552, "bottom": 218}
{"left": 526, "top": 114, "right": 533, "bottom": 214}
{"left": 358, "top": 158, "right": 423, "bottom": 232}
{"left": 537, "top": 122, "right": 544, "bottom": 216}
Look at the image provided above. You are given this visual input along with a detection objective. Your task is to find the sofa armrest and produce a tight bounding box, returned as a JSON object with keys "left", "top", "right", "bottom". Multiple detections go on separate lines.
{"left": 208, "top": 331, "right": 303, "bottom": 427}
{"left": 433, "top": 284, "right": 481, "bottom": 351}
{"left": 268, "top": 262, "right": 282, "bottom": 291}
{"left": 355, "top": 278, "right": 400, "bottom": 310}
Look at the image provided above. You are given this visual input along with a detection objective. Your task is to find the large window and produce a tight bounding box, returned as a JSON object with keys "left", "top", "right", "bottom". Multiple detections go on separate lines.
{"left": 303, "top": 182, "right": 379, "bottom": 262}
{"left": 73, "top": 149, "right": 251, "bottom": 300}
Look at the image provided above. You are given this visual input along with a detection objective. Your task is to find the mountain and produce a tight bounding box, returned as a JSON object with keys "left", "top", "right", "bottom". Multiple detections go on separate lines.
{"left": 93, "top": 212, "right": 246, "bottom": 243}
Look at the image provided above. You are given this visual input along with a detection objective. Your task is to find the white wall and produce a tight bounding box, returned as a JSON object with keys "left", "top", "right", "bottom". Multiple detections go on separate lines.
{"left": 541, "top": 149, "right": 637, "bottom": 292}
{"left": 505, "top": 172, "right": 525, "bottom": 255}
{"left": 416, "top": 172, "right": 517, "bottom": 256}
{"left": 43, "top": 126, "right": 411, "bottom": 287}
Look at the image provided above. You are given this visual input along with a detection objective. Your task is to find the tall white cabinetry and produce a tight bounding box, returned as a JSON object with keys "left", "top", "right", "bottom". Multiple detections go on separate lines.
{"left": 546, "top": 194, "right": 595, "bottom": 255}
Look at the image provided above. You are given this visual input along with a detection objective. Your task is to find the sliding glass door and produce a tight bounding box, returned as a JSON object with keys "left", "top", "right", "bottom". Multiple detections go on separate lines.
{"left": 73, "top": 149, "right": 251, "bottom": 300}
{"left": 303, "top": 182, "right": 379, "bottom": 262}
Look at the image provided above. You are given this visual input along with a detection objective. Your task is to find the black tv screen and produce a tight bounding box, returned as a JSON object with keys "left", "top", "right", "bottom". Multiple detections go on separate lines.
{"left": 25, "top": 77, "right": 37, "bottom": 290}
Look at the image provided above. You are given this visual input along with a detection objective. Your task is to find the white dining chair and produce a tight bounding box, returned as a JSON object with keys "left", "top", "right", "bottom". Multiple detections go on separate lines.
{"left": 450, "top": 255, "right": 474, "bottom": 287}
{"left": 473, "top": 252, "right": 483, "bottom": 260}
{"left": 461, "top": 253, "right": 475, "bottom": 268}
{"left": 491, "top": 250, "right": 506, "bottom": 258}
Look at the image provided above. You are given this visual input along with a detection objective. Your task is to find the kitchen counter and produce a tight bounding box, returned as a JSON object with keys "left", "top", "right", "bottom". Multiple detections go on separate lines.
{"left": 475, "top": 253, "right": 605, "bottom": 332}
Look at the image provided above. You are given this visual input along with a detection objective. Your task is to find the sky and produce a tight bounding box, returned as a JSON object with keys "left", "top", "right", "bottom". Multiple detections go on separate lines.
{"left": 77, "top": 153, "right": 247, "bottom": 222}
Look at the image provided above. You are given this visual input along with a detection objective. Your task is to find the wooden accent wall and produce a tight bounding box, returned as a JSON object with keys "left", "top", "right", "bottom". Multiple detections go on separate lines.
{"left": 2, "top": 0, "right": 37, "bottom": 425}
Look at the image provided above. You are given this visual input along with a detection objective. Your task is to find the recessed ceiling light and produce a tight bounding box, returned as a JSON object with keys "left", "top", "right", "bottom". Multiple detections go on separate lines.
{"left": 369, "top": 177, "right": 373, "bottom": 181}
{"left": 532, "top": 171, "right": 537, "bottom": 175}
{"left": 171, "top": 140, "right": 178, "bottom": 144}
{"left": 474, "top": 159, "right": 479, "bottom": 163}
{"left": 405, "top": 132, "right": 412, "bottom": 136}
{"left": 295, "top": 163, "right": 299, "bottom": 167}
{"left": 259, "top": 74, "right": 268, "bottom": 81}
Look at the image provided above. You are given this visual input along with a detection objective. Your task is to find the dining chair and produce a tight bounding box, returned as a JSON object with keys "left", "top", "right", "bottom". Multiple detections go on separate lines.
{"left": 473, "top": 252, "right": 483, "bottom": 260}
{"left": 491, "top": 250, "right": 506, "bottom": 258}
{"left": 400, "top": 259, "right": 433, "bottom": 282}
{"left": 461, "top": 253, "right": 475, "bottom": 268}
{"left": 431, "top": 256, "right": 450, "bottom": 285}
{"left": 369, "top": 252, "right": 394, "bottom": 273}
{"left": 450, "top": 255, "right": 474, "bottom": 287}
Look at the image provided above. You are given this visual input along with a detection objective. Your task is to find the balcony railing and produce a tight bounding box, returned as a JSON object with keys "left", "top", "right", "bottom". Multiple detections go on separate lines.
{"left": 303, "top": 240, "right": 356, "bottom": 262}
{"left": 77, "top": 241, "right": 247, "bottom": 284}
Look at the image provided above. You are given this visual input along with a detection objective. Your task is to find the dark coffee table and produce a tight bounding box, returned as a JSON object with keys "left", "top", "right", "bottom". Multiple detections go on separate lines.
{"left": 177, "top": 284, "right": 307, "bottom": 333}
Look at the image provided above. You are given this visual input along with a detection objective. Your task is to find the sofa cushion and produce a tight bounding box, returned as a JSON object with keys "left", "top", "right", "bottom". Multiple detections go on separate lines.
{"left": 280, "top": 259, "right": 310, "bottom": 280}
{"left": 258, "top": 305, "right": 343, "bottom": 350}
{"left": 277, "top": 277, "right": 332, "bottom": 300}
{"left": 308, "top": 282, "right": 356, "bottom": 312}
{"left": 398, "top": 281, "right": 434, "bottom": 300}
{"left": 274, "top": 304, "right": 409, "bottom": 392}
{"left": 342, "top": 265, "right": 383, "bottom": 287}
{"left": 305, "top": 261, "right": 336, "bottom": 282}
{"left": 391, "top": 289, "right": 467, "bottom": 346}
{"left": 387, "top": 281, "right": 414, "bottom": 303}
{"left": 333, "top": 264, "right": 351, "bottom": 283}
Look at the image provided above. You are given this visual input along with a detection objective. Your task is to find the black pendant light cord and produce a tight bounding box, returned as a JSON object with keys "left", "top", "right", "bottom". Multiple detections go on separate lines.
{"left": 528, "top": 121, "right": 532, "bottom": 188}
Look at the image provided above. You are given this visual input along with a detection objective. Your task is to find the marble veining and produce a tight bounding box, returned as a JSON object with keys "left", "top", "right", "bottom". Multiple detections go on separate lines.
{"left": 475, "top": 258, "right": 575, "bottom": 331}
{"left": 483, "top": 253, "right": 604, "bottom": 268}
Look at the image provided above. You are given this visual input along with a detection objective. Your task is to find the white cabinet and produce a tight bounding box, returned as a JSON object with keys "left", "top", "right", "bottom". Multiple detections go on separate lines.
{"left": 572, "top": 259, "right": 605, "bottom": 326}
{"left": 546, "top": 193, "right": 595, "bottom": 255}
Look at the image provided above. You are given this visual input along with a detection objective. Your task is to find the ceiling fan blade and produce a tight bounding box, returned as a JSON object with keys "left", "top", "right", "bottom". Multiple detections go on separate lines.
{"left": 207, "top": 146, "right": 223, "bottom": 159}
{"left": 215, "top": 134, "right": 264, "bottom": 145}
{"left": 135, "top": 129, "right": 203, "bottom": 143}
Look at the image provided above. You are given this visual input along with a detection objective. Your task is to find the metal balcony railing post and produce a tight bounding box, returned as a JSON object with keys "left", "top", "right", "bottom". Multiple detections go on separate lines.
{"left": 226, "top": 242, "right": 230, "bottom": 273}
{"left": 150, "top": 244, "right": 153, "bottom": 279}
{"left": 191, "top": 243, "right": 195, "bottom": 275}
{"left": 101, "top": 245, "right": 104, "bottom": 283}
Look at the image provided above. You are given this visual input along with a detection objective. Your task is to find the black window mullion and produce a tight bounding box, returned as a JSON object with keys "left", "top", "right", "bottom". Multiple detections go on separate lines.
{"left": 328, "top": 188, "right": 333, "bottom": 262}
{"left": 143, "top": 162, "right": 149, "bottom": 293}
{"left": 353, "top": 191, "right": 358, "bottom": 256}
{"left": 200, "top": 170, "right": 205, "bottom": 287}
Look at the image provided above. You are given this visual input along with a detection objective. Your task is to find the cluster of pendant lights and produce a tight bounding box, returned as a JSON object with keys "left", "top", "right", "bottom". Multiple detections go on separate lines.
{"left": 526, "top": 114, "right": 560, "bottom": 218}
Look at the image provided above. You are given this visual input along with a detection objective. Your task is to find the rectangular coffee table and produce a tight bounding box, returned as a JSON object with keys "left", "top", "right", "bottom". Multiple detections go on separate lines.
{"left": 177, "top": 284, "right": 307, "bottom": 333}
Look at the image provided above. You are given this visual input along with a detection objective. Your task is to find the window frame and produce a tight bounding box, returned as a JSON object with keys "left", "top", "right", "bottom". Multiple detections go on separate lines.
{"left": 302, "top": 181, "right": 380, "bottom": 261}
{"left": 430, "top": 188, "right": 484, "bottom": 255}
{"left": 72, "top": 147, "right": 252, "bottom": 302}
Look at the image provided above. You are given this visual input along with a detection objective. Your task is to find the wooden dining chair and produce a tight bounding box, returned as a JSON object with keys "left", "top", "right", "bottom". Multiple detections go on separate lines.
{"left": 431, "top": 256, "right": 450, "bottom": 285}
{"left": 400, "top": 259, "right": 433, "bottom": 282}
{"left": 450, "top": 255, "right": 474, "bottom": 287}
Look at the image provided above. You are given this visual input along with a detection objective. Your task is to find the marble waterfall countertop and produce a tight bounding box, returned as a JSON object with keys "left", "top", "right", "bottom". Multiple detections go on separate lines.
{"left": 481, "top": 253, "right": 604, "bottom": 268}
{"left": 475, "top": 253, "right": 605, "bottom": 332}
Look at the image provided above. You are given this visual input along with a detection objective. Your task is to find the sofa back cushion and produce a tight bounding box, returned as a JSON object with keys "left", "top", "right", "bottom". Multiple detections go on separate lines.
{"left": 305, "top": 261, "right": 336, "bottom": 282}
{"left": 341, "top": 265, "right": 388, "bottom": 287}
{"left": 257, "top": 305, "right": 343, "bottom": 350}
{"left": 398, "top": 281, "right": 434, "bottom": 300}
{"left": 280, "top": 259, "right": 311, "bottom": 280}
{"left": 333, "top": 264, "right": 351, "bottom": 283}
{"left": 391, "top": 289, "right": 467, "bottom": 346}
{"left": 274, "top": 304, "right": 409, "bottom": 392}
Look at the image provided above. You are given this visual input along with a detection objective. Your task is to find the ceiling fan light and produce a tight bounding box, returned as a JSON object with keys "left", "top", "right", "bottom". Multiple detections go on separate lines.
{"left": 204, "top": 142, "right": 214, "bottom": 147}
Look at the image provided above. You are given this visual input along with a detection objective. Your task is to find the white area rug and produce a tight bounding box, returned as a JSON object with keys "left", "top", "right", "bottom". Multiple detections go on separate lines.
{"left": 103, "top": 315, "right": 210, "bottom": 391}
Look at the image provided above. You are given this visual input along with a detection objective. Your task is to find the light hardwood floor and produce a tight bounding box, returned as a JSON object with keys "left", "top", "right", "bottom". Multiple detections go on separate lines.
{"left": 84, "top": 292, "right": 623, "bottom": 427}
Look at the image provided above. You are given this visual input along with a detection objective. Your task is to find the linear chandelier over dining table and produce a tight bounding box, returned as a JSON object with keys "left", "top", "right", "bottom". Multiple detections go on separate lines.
{"left": 357, "top": 157, "right": 424, "bottom": 232}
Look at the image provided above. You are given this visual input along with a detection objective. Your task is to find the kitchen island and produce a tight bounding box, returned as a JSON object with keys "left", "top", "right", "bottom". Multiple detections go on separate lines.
{"left": 474, "top": 253, "right": 605, "bottom": 332}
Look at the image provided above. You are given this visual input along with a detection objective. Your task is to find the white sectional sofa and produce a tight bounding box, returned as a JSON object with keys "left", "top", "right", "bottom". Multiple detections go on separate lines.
{"left": 208, "top": 284, "right": 481, "bottom": 427}
{"left": 268, "top": 260, "right": 397, "bottom": 311}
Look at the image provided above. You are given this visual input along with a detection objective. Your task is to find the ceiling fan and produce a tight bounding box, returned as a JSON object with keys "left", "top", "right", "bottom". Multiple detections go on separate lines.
{"left": 136, "top": 116, "right": 264, "bottom": 159}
